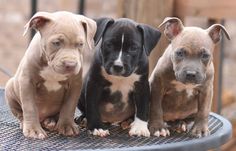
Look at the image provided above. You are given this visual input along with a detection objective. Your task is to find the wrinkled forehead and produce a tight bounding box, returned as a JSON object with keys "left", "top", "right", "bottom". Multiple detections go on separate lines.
{"left": 172, "top": 27, "right": 214, "bottom": 52}
{"left": 43, "top": 18, "right": 85, "bottom": 41}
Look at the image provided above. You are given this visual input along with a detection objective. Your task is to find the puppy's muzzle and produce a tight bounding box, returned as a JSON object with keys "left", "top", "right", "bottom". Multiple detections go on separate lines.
{"left": 110, "top": 60, "right": 125, "bottom": 75}
{"left": 62, "top": 60, "right": 78, "bottom": 72}
{"left": 185, "top": 71, "right": 197, "bottom": 81}
{"left": 182, "top": 70, "right": 201, "bottom": 84}
{"left": 113, "top": 61, "right": 124, "bottom": 73}
{"left": 54, "top": 58, "right": 80, "bottom": 75}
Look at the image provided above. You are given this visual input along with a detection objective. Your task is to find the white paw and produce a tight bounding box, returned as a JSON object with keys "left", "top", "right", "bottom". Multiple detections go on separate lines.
{"left": 154, "top": 128, "right": 170, "bottom": 137}
{"left": 181, "top": 123, "right": 187, "bottom": 132}
{"left": 92, "top": 129, "right": 110, "bottom": 137}
{"left": 23, "top": 123, "right": 48, "bottom": 139}
{"left": 129, "top": 117, "right": 150, "bottom": 137}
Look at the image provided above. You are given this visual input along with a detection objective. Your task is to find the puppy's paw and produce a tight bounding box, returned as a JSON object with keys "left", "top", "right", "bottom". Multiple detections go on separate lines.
{"left": 149, "top": 123, "right": 170, "bottom": 137}
{"left": 91, "top": 129, "right": 110, "bottom": 137}
{"left": 177, "top": 122, "right": 188, "bottom": 133}
{"left": 169, "top": 121, "right": 188, "bottom": 133}
{"left": 153, "top": 128, "right": 170, "bottom": 137}
{"left": 120, "top": 118, "right": 133, "bottom": 130}
{"left": 23, "top": 123, "right": 47, "bottom": 139}
{"left": 55, "top": 121, "right": 79, "bottom": 136}
{"left": 190, "top": 123, "right": 209, "bottom": 138}
{"left": 129, "top": 118, "right": 150, "bottom": 137}
{"left": 42, "top": 118, "right": 57, "bottom": 131}
{"left": 74, "top": 116, "right": 87, "bottom": 128}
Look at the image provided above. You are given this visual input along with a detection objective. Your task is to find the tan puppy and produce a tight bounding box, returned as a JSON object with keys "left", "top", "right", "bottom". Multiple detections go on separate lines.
{"left": 149, "top": 17, "right": 230, "bottom": 137}
{"left": 5, "top": 11, "right": 96, "bottom": 139}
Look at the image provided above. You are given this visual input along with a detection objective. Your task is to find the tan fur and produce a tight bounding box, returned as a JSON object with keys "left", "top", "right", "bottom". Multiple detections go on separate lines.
{"left": 105, "top": 103, "right": 114, "bottom": 112}
{"left": 99, "top": 67, "right": 138, "bottom": 123}
{"left": 101, "top": 67, "right": 140, "bottom": 106}
{"left": 5, "top": 11, "right": 96, "bottom": 139}
{"left": 171, "top": 80, "right": 200, "bottom": 98}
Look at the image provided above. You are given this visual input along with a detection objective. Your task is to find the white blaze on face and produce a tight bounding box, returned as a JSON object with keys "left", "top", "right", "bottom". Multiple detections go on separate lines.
{"left": 114, "top": 33, "right": 124, "bottom": 66}
{"left": 40, "top": 67, "right": 67, "bottom": 91}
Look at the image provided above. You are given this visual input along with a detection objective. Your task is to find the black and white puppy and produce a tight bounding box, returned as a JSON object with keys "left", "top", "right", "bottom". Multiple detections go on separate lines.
{"left": 77, "top": 18, "right": 161, "bottom": 137}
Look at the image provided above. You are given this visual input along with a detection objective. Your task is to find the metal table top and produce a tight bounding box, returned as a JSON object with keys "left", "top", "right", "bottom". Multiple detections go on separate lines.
{"left": 0, "top": 88, "right": 232, "bottom": 151}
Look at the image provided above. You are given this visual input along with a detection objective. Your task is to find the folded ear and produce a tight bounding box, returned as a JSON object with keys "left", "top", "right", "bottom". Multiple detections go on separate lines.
{"left": 23, "top": 12, "right": 53, "bottom": 36}
{"left": 159, "top": 17, "right": 184, "bottom": 40}
{"left": 207, "top": 24, "right": 230, "bottom": 43}
{"left": 137, "top": 24, "right": 161, "bottom": 56}
{"left": 94, "top": 17, "right": 114, "bottom": 45}
{"left": 81, "top": 16, "right": 97, "bottom": 50}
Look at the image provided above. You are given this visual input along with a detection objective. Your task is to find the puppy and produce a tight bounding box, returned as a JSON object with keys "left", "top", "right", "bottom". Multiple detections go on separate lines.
{"left": 149, "top": 17, "right": 230, "bottom": 137}
{"left": 77, "top": 18, "right": 161, "bottom": 137}
{"left": 5, "top": 11, "right": 96, "bottom": 139}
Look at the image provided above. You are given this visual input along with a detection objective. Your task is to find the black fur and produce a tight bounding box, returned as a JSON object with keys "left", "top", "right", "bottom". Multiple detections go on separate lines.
{"left": 77, "top": 18, "right": 161, "bottom": 131}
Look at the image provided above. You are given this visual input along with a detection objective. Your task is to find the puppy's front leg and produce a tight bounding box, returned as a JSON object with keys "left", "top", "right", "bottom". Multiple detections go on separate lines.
{"left": 86, "top": 80, "right": 110, "bottom": 137}
{"left": 19, "top": 77, "right": 47, "bottom": 139}
{"left": 191, "top": 83, "right": 213, "bottom": 137}
{"left": 129, "top": 79, "right": 150, "bottom": 137}
{"left": 55, "top": 75, "right": 81, "bottom": 136}
{"left": 149, "top": 75, "right": 170, "bottom": 137}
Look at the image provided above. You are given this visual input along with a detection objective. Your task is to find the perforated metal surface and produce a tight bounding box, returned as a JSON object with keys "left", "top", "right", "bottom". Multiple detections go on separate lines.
{"left": 0, "top": 88, "right": 232, "bottom": 151}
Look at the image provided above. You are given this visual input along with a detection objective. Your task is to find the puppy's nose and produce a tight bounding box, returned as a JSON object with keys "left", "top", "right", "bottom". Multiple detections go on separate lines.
{"left": 113, "top": 60, "right": 124, "bottom": 73}
{"left": 63, "top": 60, "right": 77, "bottom": 70}
{"left": 113, "top": 64, "right": 124, "bottom": 73}
{"left": 186, "top": 71, "right": 196, "bottom": 80}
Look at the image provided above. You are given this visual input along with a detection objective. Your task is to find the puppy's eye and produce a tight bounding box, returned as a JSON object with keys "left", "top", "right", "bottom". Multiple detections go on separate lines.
{"left": 52, "top": 40, "right": 61, "bottom": 48}
{"left": 175, "top": 49, "right": 185, "bottom": 59}
{"left": 104, "top": 42, "right": 113, "bottom": 49}
{"left": 76, "top": 42, "right": 84, "bottom": 48}
{"left": 106, "top": 43, "right": 112, "bottom": 48}
{"left": 129, "top": 47, "right": 137, "bottom": 52}
{"left": 131, "top": 45, "right": 139, "bottom": 50}
{"left": 201, "top": 52, "right": 210, "bottom": 61}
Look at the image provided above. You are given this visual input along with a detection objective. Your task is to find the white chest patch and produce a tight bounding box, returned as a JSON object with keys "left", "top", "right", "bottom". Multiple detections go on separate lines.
{"left": 101, "top": 68, "right": 140, "bottom": 103}
{"left": 40, "top": 67, "right": 68, "bottom": 92}
{"left": 171, "top": 80, "right": 199, "bottom": 98}
{"left": 186, "top": 89, "right": 194, "bottom": 98}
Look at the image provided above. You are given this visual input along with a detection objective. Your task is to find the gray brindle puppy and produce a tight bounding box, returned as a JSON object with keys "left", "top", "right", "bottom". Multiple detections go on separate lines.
{"left": 149, "top": 17, "right": 230, "bottom": 137}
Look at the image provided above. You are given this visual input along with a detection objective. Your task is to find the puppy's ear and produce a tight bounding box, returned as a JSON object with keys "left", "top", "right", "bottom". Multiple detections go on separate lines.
{"left": 94, "top": 17, "right": 114, "bottom": 45}
{"left": 159, "top": 17, "right": 184, "bottom": 40}
{"left": 23, "top": 12, "right": 53, "bottom": 36}
{"left": 137, "top": 24, "right": 161, "bottom": 56}
{"left": 81, "top": 16, "right": 97, "bottom": 50}
{"left": 207, "top": 24, "right": 230, "bottom": 43}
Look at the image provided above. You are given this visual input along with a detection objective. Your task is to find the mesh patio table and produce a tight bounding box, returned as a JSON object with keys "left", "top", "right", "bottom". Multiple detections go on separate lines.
{"left": 0, "top": 88, "right": 232, "bottom": 151}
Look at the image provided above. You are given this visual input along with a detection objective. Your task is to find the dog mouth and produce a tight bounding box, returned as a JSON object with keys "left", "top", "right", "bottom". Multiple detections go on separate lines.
{"left": 105, "top": 65, "right": 134, "bottom": 77}
{"left": 52, "top": 64, "right": 79, "bottom": 75}
{"left": 110, "top": 67, "right": 125, "bottom": 76}
{"left": 182, "top": 80, "right": 201, "bottom": 85}
{"left": 103, "top": 67, "right": 127, "bottom": 77}
{"left": 175, "top": 73, "right": 204, "bottom": 85}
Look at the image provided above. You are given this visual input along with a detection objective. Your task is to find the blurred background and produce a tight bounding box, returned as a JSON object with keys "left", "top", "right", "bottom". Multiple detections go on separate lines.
{"left": 0, "top": 0, "right": 235, "bottom": 150}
